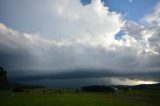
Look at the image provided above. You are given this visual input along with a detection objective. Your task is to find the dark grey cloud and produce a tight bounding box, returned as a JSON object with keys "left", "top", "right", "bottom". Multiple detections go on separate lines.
{"left": 9, "top": 69, "right": 160, "bottom": 81}
{"left": 8, "top": 70, "right": 160, "bottom": 88}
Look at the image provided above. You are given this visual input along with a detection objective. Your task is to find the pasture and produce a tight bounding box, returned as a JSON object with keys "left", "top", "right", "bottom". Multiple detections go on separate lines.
{"left": 0, "top": 89, "right": 160, "bottom": 106}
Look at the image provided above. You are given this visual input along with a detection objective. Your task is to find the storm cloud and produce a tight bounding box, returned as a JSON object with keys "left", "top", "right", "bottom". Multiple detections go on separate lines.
{"left": 0, "top": 0, "right": 160, "bottom": 87}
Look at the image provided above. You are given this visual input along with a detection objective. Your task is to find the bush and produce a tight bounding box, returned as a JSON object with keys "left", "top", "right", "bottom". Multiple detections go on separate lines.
{"left": 55, "top": 89, "right": 57, "bottom": 93}
{"left": 25, "top": 89, "right": 30, "bottom": 93}
{"left": 81, "top": 85, "right": 113, "bottom": 92}
{"left": 42, "top": 90, "right": 46, "bottom": 93}
{"left": 13, "top": 87, "right": 25, "bottom": 92}
{"left": 76, "top": 89, "right": 80, "bottom": 92}
{"left": 58, "top": 89, "right": 62, "bottom": 93}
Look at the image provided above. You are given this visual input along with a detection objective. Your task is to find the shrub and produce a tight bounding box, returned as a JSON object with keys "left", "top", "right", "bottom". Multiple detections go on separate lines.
{"left": 13, "top": 87, "right": 25, "bottom": 92}
{"left": 42, "top": 90, "right": 46, "bottom": 93}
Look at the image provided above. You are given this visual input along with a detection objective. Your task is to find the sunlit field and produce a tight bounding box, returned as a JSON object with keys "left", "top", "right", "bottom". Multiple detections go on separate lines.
{"left": 1, "top": 89, "right": 160, "bottom": 106}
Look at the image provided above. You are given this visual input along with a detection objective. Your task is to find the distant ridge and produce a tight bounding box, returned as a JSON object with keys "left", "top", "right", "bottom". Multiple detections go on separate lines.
{"left": 81, "top": 83, "right": 160, "bottom": 92}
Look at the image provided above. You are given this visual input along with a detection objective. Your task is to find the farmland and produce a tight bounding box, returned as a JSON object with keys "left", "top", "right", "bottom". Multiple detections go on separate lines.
{"left": 0, "top": 89, "right": 160, "bottom": 106}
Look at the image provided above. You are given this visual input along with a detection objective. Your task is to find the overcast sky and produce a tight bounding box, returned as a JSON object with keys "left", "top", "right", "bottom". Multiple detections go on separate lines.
{"left": 0, "top": 0, "right": 160, "bottom": 87}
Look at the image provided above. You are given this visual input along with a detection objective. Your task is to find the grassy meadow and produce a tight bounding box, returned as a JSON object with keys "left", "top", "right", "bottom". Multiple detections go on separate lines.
{"left": 0, "top": 89, "right": 160, "bottom": 106}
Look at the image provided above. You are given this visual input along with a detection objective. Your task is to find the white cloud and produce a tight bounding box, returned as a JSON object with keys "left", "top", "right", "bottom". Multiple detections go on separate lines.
{"left": 0, "top": 0, "right": 124, "bottom": 39}
{"left": 50, "top": 0, "right": 124, "bottom": 39}
{"left": 144, "top": 2, "right": 160, "bottom": 25}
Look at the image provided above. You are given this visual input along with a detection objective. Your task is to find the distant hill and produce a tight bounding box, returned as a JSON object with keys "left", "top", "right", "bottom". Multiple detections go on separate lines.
{"left": 130, "top": 83, "right": 160, "bottom": 90}
{"left": 10, "top": 83, "right": 46, "bottom": 89}
{"left": 81, "top": 83, "right": 160, "bottom": 92}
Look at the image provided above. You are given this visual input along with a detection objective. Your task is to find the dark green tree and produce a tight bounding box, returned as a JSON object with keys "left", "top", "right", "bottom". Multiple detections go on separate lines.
{"left": 0, "top": 66, "right": 8, "bottom": 88}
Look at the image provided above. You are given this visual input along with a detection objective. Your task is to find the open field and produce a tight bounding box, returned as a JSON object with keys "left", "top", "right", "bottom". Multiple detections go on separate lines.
{"left": 0, "top": 89, "right": 160, "bottom": 106}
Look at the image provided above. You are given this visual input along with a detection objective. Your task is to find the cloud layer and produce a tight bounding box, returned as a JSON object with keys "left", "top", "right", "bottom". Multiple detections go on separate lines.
{"left": 0, "top": 0, "right": 160, "bottom": 86}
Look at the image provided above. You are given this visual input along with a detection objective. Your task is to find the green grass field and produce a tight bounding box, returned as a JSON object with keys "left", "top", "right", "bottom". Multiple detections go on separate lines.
{"left": 0, "top": 89, "right": 160, "bottom": 106}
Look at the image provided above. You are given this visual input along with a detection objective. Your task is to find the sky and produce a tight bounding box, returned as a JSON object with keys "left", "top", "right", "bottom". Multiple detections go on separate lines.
{"left": 0, "top": 0, "right": 160, "bottom": 87}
